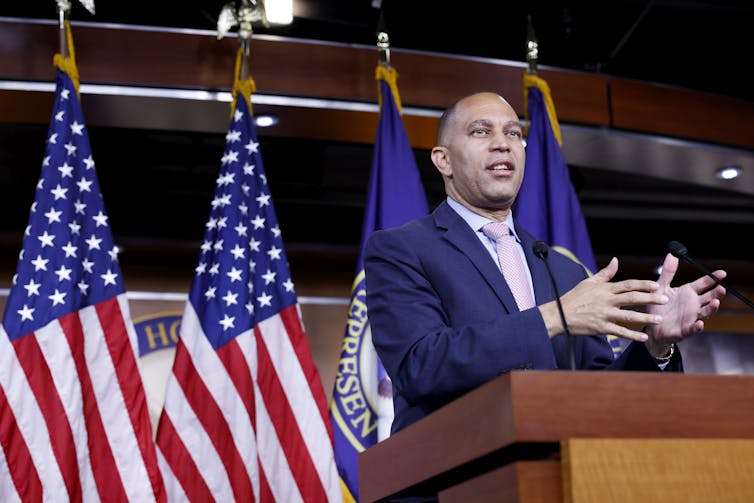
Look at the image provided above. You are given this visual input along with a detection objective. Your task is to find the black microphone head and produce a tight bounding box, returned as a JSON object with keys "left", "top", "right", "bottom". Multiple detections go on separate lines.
{"left": 533, "top": 241, "right": 549, "bottom": 259}
{"left": 667, "top": 240, "right": 688, "bottom": 258}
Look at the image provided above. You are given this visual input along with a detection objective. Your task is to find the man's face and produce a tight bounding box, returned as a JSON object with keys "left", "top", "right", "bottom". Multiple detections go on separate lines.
{"left": 432, "top": 92, "right": 526, "bottom": 217}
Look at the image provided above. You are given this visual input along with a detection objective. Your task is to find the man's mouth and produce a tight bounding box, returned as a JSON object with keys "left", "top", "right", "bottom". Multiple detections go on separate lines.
{"left": 488, "top": 161, "right": 513, "bottom": 171}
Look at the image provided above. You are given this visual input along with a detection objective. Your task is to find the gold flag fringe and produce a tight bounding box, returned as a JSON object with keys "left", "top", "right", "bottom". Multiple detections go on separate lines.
{"left": 53, "top": 21, "right": 80, "bottom": 96}
{"left": 375, "top": 65, "right": 402, "bottom": 114}
{"left": 231, "top": 47, "right": 257, "bottom": 118}
{"left": 523, "top": 73, "right": 563, "bottom": 147}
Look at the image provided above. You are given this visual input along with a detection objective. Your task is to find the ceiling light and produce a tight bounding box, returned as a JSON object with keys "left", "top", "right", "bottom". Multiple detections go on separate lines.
{"left": 265, "top": 0, "right": 293, "bottom": 25}
{"left": 254, "top": 114, "right": 279, "bottom": 127}
{"left": 715, "top": 164, "right": 742, "bottom": 180}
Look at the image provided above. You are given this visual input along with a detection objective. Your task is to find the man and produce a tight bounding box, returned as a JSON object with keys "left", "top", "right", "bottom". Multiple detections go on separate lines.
{"left": 364, "top": 92, "right": 726, "bottom": 435}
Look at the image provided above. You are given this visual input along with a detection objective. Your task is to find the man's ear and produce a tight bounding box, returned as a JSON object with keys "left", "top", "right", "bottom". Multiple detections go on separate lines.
{"left": 431, "top": 146, "right": 451, "bottom": 176}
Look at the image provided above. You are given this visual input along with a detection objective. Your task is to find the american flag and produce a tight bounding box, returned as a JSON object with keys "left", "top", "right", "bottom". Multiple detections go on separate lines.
{"left": 0, "top": 66, "right": 166, "bottom": 500}
{"left": 155, "top": 91, "right": 342, "bottom": 502}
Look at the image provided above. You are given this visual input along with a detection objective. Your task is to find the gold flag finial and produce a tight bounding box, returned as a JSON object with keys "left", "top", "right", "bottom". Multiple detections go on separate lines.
{"left": 377, "top": 31, "right": 390, "bottom": 68}
{"left": 217, "top": 0, "right": 270, "bottom": 41}
{"left": 217, "top": 0, "right": 270, "bottom": 81}
{"left": 526, "top": 14, "right": 538, "bottom": 75}
{"left": 55, "top": 0, "right": 95, "bottom": 19}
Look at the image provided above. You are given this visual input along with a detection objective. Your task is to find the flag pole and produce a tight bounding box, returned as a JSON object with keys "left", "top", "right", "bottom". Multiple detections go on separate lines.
{"left": 55, "top": 0, "right": 96, "bottom": 59}
{"left": 56, "top": 1, "right": 69, "bottom": 58}
{"left": 234, "top": 1, "right": 256, "bottom": 81}
{"left": 217, "top": 0, "right": 264, "bottom": 117}
{"left": 377, "top": 31, "right": 390, "bottom": 69}
{"left": 216, "top": 0, "right": 272, "bottom": 81}
{"left": 374, "top": 31, "right": 403, "bottom": 115}
{"left": 520, "top": 17, "right": 621, "bottom": 355}
{"left": 233, "top": 4, "right": 253, "bottom": 111}
{"left": 523, "top": 18, "right": 562, "bottom": 147}
{"left": 526, "top": 14, "right": 538, "bottom": 76}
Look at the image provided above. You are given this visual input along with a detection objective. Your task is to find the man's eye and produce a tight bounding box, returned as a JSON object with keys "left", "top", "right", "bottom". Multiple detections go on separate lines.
{"left": 471, "top": 129, "right": 487, "bottom": 135}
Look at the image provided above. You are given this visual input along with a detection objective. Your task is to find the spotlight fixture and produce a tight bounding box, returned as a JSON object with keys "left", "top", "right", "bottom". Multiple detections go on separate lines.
{"left": 715, "top": 164, "right": 742, "bottom": 180}
{"left": 265, "top": 0, "right": 293, "bottom": 25}
{"left": 254, "top": 114, "right": 279, "bottom": 127}
{"left": 217, "top": 0, "right": 292, "bottom": 42}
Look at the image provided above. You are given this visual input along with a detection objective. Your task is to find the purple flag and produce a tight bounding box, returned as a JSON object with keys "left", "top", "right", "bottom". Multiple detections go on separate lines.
{"left": 515, "top": 75, "right": 597, "bottom": 273}
{"left": 516, "top": 74, "right": 625, "bottom": 354}
{"left": 329, "top": 68, "right": 429, "bottom": 502}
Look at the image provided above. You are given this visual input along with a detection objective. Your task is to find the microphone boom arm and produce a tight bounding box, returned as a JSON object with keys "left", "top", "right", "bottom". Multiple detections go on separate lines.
{"left": 533, "top": 241, "right": 576, "bottom": 370}
{"left": 668, "top": 240, "right": 754, "bottom": 310}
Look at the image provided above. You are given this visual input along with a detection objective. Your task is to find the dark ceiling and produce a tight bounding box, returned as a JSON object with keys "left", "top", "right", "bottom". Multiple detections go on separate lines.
{"left": 2, "top": 1, "right": 754, "bottom": 279}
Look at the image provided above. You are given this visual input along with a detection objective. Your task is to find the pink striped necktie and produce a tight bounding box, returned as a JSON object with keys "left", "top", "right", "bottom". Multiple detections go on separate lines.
{"left": 482, "top": 222, "right": 535, "bottom": 310}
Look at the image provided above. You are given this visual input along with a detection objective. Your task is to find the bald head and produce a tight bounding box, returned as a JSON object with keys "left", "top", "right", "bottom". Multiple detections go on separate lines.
{"left": 436, "top": 92, "right": 513, "bottom": 145}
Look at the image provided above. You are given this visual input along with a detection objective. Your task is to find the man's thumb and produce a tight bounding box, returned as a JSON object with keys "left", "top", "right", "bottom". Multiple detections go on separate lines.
{"left": 593, "top": 257, "right": 618, "bottom": 282}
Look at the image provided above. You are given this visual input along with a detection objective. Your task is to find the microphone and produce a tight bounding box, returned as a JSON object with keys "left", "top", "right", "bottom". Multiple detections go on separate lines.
{"left": 667, "top": 240, "right": 754, "bottom": 310}
{"left": 533, "top": 241, "right": 576, "bottom": 370}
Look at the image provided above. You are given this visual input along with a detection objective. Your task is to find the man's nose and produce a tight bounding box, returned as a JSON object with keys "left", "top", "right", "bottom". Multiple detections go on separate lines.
{"left": 489, "top": 132, "right": 511, "bottom": 150}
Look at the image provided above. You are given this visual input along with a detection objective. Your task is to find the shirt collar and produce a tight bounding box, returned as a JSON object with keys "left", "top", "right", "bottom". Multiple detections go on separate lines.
{"left": 445, "top": 197, "right": 521, "bottom": 242}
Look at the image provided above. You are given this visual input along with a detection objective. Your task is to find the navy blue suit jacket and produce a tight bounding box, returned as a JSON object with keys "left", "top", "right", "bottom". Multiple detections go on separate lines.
{"left": 364, "top": 201, "right": 676, "bottom": 434}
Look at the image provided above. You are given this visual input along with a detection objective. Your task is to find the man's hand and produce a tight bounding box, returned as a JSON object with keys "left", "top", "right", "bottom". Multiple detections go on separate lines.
{"left": 540, "top": 257, "right": 668, "bottom": 341}
{"left": 644, "top": 253, "right": 726, "bottom": 356}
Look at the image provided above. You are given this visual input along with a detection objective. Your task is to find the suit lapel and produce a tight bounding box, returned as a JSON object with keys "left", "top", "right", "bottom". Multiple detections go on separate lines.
{"left": 433, "top": 202, "right": 520, "bottom": 312}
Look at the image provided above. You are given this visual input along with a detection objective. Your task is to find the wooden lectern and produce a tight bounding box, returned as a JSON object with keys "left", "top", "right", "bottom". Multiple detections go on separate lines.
{"left": 358, "top": 371, "right": 754, "bottom": 502}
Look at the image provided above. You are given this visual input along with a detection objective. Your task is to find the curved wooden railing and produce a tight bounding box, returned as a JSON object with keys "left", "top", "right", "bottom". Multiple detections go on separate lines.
{"left": 2, "top": 18, "right": 753, "bottom": 151}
